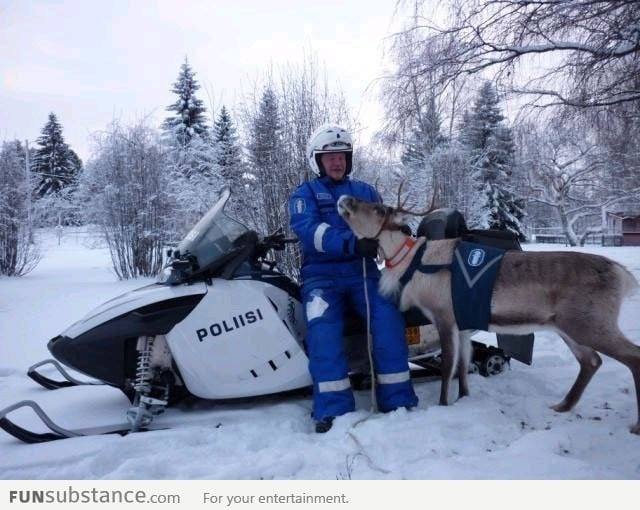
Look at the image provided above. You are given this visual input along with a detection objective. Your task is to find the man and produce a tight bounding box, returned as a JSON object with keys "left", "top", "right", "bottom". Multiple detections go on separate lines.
{"left": 289, "top": 124, "right": 418, "bottom": 433}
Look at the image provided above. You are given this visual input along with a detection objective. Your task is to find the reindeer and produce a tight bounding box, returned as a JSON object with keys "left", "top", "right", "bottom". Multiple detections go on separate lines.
{"left": 337, "top": 192, "right": 640, "bottom": 434}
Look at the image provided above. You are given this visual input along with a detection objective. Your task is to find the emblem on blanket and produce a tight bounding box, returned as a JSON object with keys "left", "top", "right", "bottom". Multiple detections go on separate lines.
{"left": 467, "top": 248, "right": 485, "bottom": 267}
{"left": 452, "top": 242, "right": 505, "bottom": 331}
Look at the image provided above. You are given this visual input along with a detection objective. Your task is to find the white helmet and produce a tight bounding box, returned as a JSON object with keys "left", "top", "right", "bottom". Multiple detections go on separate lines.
{"left": 307, "top": 124, "right": 353, "bottom": 177}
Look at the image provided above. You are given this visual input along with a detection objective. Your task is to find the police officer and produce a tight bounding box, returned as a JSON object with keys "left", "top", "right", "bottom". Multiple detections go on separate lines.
{"left": 289, "top": 125, "right": 418, "bottom": 433}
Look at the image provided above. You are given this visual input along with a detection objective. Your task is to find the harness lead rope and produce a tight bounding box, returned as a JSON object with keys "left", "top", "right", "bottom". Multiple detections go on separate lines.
{"left": 362, "top": 257, "right": 378, "bottom": 413}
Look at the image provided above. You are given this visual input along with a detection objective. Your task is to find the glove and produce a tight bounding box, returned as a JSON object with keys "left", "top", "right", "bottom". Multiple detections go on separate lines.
{"left": 399, "top": 224, "right": 412, "bottom": 236}
{"left": 354, "top": 238, "right": 379, "bottom": 258}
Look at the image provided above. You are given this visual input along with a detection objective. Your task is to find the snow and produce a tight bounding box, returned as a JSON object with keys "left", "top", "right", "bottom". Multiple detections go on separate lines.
{"left": 1, "top": 231, "right": 639, "bottom": 479}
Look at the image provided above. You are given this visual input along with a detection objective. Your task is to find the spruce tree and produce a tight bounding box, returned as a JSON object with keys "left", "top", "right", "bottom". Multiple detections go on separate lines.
{"left": 0, "top": 141, "right": 40, "bottom": 275}
{"left": 460, "top": 82, "right": 525, "bottom": 239}
{"left": 67, "top": 149, "right": 83, "bottom": 176}
{"left": 248, "top": 87, "right": 284, "bottom": 235}
{"left": 162, "top": 58, "right": 208, "bottom": 147}
{"left": 249, "top": 88, "right": 281, "bottom": 176}
{"left": 32, "top": 113, "right": 80, "bottom": 198}
{"left": 401, "top": 128, "right": 427, "bottom": 172}
{"left": 400, "top": 98, "right": 446, "bottom": 214}
{"left": 401, "top": 98, "right": 446, "bottom": 167}
{"left": 248, "top": 86, "right": 304, "bottom": 278}
{"left": 213, "top": 105, "right": 243, "bottom": 181}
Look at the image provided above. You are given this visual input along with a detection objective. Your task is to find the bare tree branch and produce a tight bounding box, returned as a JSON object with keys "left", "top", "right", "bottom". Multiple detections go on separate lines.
{"left": 396, "top": 0, "right": 640, "bottom": 111}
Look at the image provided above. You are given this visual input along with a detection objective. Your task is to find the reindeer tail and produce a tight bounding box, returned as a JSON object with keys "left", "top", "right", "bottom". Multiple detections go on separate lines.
{"left": 615, "top": 262, "right": 639, "bottom": 298}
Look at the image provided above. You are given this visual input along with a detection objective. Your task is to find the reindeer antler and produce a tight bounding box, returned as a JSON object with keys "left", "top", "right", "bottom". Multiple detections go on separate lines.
{"left": 394, "top": 184, "right": 439, "bottom": 216}
{"left": 396, "top": 181, "right": 403, "bottom": 209}
{"left": 395, "top": 180, "right": 410, "bottom": 210}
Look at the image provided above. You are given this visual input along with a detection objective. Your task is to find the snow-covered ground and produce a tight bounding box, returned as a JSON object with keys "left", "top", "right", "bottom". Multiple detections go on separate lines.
{"left": 1, "top": 230, "right": 639, "bottom": 479}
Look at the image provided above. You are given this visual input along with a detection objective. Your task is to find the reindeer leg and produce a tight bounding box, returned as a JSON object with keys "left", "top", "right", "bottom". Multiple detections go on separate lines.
{"left": 587, "top": 329, "right": 640, "bottom": 435}
{"left": 435, "top": 321, "right": 458, "bottom": 406}
{"left": 628, "top": 366, "right": 640, "bottom": 435}
{"left": 556, "top": 321, "right": 640, "bottom": 434}
{"left": 551, "top": 333, "right": 602, "bottom": 413}
{"left": 457, "top": 329, "right": 472, "bottom": 399}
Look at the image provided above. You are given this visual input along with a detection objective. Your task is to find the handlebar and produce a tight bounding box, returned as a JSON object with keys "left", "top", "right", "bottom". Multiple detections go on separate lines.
{"left": 260, "top": 231, "right": 298, "bottom": 251}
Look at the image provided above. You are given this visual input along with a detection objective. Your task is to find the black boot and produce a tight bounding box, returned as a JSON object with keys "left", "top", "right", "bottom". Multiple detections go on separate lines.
{"left": 315, "top": 417, "right": 334, "bottom": 433}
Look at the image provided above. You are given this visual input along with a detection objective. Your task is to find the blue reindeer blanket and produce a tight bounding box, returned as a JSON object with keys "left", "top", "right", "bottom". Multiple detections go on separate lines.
{"left": 451, "top": 242, "right": 505, "bottom": 331}
{"left": 399, "top": 241, "right": 505, "bottom": 331}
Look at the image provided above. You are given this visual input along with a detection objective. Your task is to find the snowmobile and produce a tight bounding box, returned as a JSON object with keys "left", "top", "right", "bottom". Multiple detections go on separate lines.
{"left": 0, "top": 188, "right": 533, "bottom": 443}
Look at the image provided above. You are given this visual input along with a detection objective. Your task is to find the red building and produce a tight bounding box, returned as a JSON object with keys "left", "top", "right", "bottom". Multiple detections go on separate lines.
{"left": 606, "top": 209, "right": 640, "bottom": 246}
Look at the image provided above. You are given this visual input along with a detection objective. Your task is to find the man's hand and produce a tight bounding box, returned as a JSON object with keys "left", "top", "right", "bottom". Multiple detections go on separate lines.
{"left": 355, "top": 238, "right": 379, "bottom": 258}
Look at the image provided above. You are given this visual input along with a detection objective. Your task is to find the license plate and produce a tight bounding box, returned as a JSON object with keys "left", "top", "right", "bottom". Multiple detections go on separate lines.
{"left": 405, "top": 326, "right": 420, "bottom": 345}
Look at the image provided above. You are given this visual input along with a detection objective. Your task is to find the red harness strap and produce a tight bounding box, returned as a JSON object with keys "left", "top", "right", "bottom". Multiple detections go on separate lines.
{"left": 385, "top": 237, "right": 418, "bottom": 269}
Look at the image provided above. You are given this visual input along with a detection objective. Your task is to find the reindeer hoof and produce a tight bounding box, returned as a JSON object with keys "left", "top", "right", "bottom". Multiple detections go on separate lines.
{"left": 439, "top": 399, "right": 449, "bottom": 406}
{"left": 551, "top": 402, "right": 571, "bottom": 413}
{"left": 630, "top": 423, "right": 640, "bottom": 435}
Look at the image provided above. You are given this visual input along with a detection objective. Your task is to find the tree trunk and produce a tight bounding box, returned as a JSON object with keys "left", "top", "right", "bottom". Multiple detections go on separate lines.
{"left": 558, "top": 205, "right": 579, "bottom": 246}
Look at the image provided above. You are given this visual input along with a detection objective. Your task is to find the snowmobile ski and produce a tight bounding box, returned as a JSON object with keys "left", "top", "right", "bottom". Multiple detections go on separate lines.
{"left": 0, "top": 401, "right": 167, "bottom": 444}
{"left": 27, "top": 359, "right": 104, "bottom": 390}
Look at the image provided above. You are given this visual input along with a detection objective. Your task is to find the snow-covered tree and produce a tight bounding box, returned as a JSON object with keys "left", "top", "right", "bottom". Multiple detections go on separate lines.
{"left": 82, "top": 121, "right": 171, "bottom": 279}
{"left": 213, "top": 105, "right": 244, "bottom": 182}
{"left": 429, "top": 140, "right": 474, "bottom": 215}
{"left": 0, "top": 141, "right": 40, "bottom": 276}
{"left": 239, "top": 55, "right": 355, "bottom": 279}
{"left": 248, "top": 87, "right": 283, "bottom": 235}
{"left": 379, "top": 21, "right": 473, "bottom": 214}
{"left": 461, "top": 82, "right": 525, "bottom": 239}
{"left": 163, "top": 137, "right": 225, "bottom": 241}
{"left": 160, "top": 57, "right": 223, "bottom": 220}
{"left": 400, "top": 129, "right": 427, "bottom": 175}
{"left": 401, "top": 98, "right": 446, "bottom": 167}
{"left": 32, "top": 113, "right": 81, "bottom": 198}
{"left": 587, "top": 102, "right": 640, "bottom": 193}
{"left": 162, "top": 58, "right": 209, "bottom": 148}
{"left": 400, "top": 97, "right": 448, "bottom": 212}
{"left": 523, "top": 116, "right": 639, "bottom": 246}
{"left": 395, "top": 1, "right": 640, "bottom": 111}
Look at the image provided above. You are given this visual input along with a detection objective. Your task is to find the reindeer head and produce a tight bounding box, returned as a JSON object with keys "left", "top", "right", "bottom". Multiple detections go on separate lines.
{"left": 337, "top": 182, "right": 438, "bottom": 239}
{"left": 337, "top": 196, "right": 407, "bottom": 239}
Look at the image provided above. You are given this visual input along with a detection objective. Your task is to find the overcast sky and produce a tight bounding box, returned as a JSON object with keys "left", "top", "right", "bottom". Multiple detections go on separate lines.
{"left": 0, "top": 0, "right": 405, "bottom": 161}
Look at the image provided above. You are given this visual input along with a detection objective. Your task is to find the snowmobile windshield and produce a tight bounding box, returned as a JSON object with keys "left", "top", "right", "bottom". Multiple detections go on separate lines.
{"left": 177, "top": 188, "right": 250, "bottom": 273}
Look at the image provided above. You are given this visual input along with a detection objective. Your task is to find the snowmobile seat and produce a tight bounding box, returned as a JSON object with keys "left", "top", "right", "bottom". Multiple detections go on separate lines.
{"left": 463, "top": 229, "right": 522, "bottom": 251}
{"left": 417, "top": 208, "right": 468, "bottom": 240}
{"left": 416, "top": 208, "right": 522, "bottom": 252}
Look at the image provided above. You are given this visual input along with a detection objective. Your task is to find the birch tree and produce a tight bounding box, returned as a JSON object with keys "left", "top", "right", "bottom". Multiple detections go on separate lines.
{"left": 399, "top": 1, "right": 640, "bottom": 110}
{"left": 524, "top": 117, "right": 637, "bottom": 245}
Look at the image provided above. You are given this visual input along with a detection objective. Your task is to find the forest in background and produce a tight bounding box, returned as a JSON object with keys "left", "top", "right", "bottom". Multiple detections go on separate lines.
{"left": 2, "top": 1, "right": 639, "bottom": 279}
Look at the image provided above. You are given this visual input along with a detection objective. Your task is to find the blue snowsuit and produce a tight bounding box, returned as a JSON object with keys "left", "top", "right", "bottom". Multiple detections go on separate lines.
{"left": 289, "top": 175, "right": 418, "bottom": 421}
